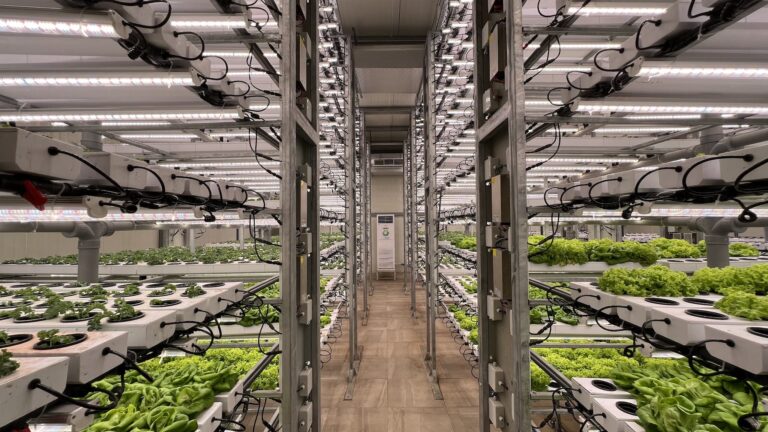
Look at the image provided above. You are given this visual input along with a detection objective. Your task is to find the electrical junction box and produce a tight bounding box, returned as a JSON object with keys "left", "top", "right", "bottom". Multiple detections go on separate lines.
{"left": 0, "top": 128, "right": 83, "bottom": 180}
{"left": 299, "top": 231, "right": 313, "bottom": 255}
{"left": 487, "top": 21, "right": 506, "bottom": 83}
{"left": 78, "top": 152, "right": 149, "bottom": 190}
{"left": 490, "top": 174, "right": 509, "bottom": 223}
{"left": 492, "top": 249, "right": 511, "bottom": 298}
{"left": 485, "top": 225, "right": 503, "bottom": 249}
{"left": 297, "top": 33, "right": 309, "bottom": 94}
{"left": 488, "top": 398, "right": 506, "bottom": 428}
{"left": 298, "top": 401, "right": 313, "bottom": 432}
{"left": 299, "top": 179, "right": 309, "bottom": 228}
{"left": 487, "top": 294, "right": 503, "bottom": 321}
{"left": 488, "top": 363, "right": 505, "bottom": 393}
{"left": 298, "top": 367, "right": 313, "bottom": 397}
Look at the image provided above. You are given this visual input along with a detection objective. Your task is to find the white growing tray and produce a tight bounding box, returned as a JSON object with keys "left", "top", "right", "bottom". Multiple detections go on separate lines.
{"left": 571, "top": 378, "right": 631, "bottom": 412}
{"left": 705, "top": 324, "right": 768, "bottom": 375}
{"left": 196, "top": 402, "right": 223, "bottom": 432}
{"left": 592, "top": 398, "right": 640, "bottom": 432}
{"left": 5, "top": 331, "right": 128, "bottom": 384}
{"left": 650, "top": 307, "right": 756, "bottom": 346}
{"left": 0, "top": 356, "right": 69, "bottom": 428}
{"left": 615, "top": 296, "right": 716, "bottom": 328}
{"left": 0, "top": 309, "right": 176, "bottom": 349}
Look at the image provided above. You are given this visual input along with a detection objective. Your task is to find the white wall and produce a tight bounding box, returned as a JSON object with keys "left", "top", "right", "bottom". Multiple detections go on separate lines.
{"left": 371, "top": 173, "right": 405, "bottom": 277}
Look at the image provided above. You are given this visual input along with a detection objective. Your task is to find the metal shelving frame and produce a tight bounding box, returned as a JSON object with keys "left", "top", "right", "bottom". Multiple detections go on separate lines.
{"left": 423, "top": 35, "right": 444, "bottom": 400}
{"left": 473, "top": 0, "right": 530, "bottom": 431}
{"left": 279, "top": 0, "right": 321, "bottom": 430}
{"left": 406, "top": 109, "right": 418, "bottom": 317}
{"left": 343, "top": 35, "right": 362, "bottom": 399}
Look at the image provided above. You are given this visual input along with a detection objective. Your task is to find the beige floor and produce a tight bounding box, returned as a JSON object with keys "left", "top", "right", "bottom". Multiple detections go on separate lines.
{"left": 320, "top": 280, "right": 480, "bottom": 432}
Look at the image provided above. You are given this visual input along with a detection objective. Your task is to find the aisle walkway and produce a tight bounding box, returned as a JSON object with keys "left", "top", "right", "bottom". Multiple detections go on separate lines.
{"left": 320, "top": 280, "right": 479, "bottom": 432}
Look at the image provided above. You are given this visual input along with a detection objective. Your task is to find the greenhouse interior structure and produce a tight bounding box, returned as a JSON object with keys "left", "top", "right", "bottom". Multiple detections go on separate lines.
{"left": 3, "top": 0, "right": 768, "bottom": 431}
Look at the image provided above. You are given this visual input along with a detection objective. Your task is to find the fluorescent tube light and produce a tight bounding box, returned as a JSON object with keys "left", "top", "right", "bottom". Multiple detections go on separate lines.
{"left": 568, "top": 6, "right": 668, "bottom": 16}
{"left": 0, "top": 7, "right": 129, "bottom": 38}
{"left": 639, "top": 66, "right": 768, "bottom": 79}
{"left": 575, "top": 102, "right": 768, "bottom": 115}
{"left": 527, "top": 42, "right": 622, "bottom": 50}
{"left": 0, "top": 109, "right": 242, "bottom": 122}
{"left": 0, "top": 71, "right": 199, "bottom": 87}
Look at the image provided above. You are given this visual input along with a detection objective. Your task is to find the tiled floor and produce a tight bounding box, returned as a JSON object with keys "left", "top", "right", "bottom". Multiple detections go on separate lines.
{"left": 320, "top": 280, "right": 480, "bottom": 432}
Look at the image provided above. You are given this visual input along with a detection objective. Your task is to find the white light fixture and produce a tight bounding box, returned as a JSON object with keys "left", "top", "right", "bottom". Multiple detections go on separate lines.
{"left": 568, "top": 6, "right": 668, "bottom": 16}
{"left": 526, "top": 65, "right": 593, "bottom": 74}
{"left": 527, "top": 156, "right": 638, "bottom": 164}
{"left": 169, "top": 14, "right": 249, "bottom": 30}
{"left": 624, "top": 114, "right": 702, "bottom": 120}
{"left": 526, "top": 42, "right": 622, "bottom": 50}
{"left": 161, "top": 161, "right": 279, "bottom": 168}
{"left": 0, "top": 7, "right": 129, "bottom": 38}
{"left": 119, "top": 134, "right": 197, "bottom": 140}
{"left": 639, "top": 65, "right": 768, "bottom": 79}
{"left": 206, "top": 50, "right": 278, "bottom": 59}
{"left": 0, "top": 108, "right": 242, "bottom": 122}
{"left": 595, "top": 127, "right": 691, "bottom": 134}
{"left": 0, "top": 71, "right": 199, "bottom": 87}
{"left": 101, "top": 121, "right": 171, "bottom": 126}
{"left": 575, "top": 101, "right": 768, "bottom": 115}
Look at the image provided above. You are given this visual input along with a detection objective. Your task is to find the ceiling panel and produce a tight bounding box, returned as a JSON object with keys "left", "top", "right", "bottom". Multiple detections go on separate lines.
{"left": 338, "top": 0, "right": 440, "bottom": 37}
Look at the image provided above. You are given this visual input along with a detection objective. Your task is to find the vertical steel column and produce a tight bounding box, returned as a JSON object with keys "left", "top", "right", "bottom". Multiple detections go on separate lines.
{"left": 360, "top": 124, "right": 370, "bottom": 324}
{"left": 403, "top": 136, "right": 409, "bottom": 292}
{"left": 423, "top": 35, "right": 442, "bottom": 399}
{"left": 410, "top": 111, "right": 419, "bottom": 318}
{"left": 474, "top": 0, "right": 530, "bottom": 430}
{"left": 344, "top": 35, "right": 361, "bottom": 399}
{"left": 279, "top": 0, "right": 321, "bottom": 430}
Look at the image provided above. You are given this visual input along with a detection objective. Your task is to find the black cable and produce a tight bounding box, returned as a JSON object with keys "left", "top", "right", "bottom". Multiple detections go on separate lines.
{"left": 636, "top": 20, "right": 664, "bottom": 51}
{"left": 688, "top": 0, "right": 713, "bottom": 18}
{"left": 48, "top": 147, "right": 125, "bottom": 195}
{"left": 127, "top": 165, "right": 165, "bottom": 195}
{"left": 168, "top": 31, "right": 205, "bottom": 61}
{"left": 120, "top": 1, "right": 172, "bottom": 29}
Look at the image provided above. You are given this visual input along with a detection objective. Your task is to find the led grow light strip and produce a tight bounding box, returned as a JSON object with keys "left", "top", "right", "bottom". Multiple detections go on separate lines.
{"left": 0, "top": 8, "right": 128, "bottom": 38}
{"left": 0, "top": 71, "right": 198, "bottom": 87}
{"left": 568, "top": 6, "right": 668, "bottom": 16}
{"left": 575, "top": 102, "right": 768, "bottom": 115}
{"left": 0, "top": 109, "right": 242, "bottom": 122}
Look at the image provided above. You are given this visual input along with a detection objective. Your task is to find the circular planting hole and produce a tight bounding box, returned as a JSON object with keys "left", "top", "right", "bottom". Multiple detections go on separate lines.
{"left": 44, "top": 283, "right": 64, "bottom": 288}
{"left": 150, "top": 299, "right": 181, "bottom": 307}
{"left": 33, "top": 333, "right": 87, "bottom": 350}
{"left": 107, "top": 311, "right": 145, "bottom": 323}
{"left": 644, "top": 297, "right": 680, "bottom": 306}
{"left": 589, "top": 282, "right": 599, "bottom": 287}
{"left": 685, "top": 309, "right": 729, "bottom": 320}
{"left": 10, "top": 283, "right": 33, "bottom": 288}
{"left": 683, "top": 297, "right": 715, "bottom": 306}
{"left": 60, "top": 312, "right": 101, "bottom": 323}
{"left": 146, "top": 283, "right": 165, "bottom": 288}
{"left": 0, "top": 334, "right": 33, "bottom": 348}
{"left": 175, "top": 283, "right": 191, "bottom": 288}
{"left": 685, "top": 259, "right": 702, "bottom": 262}
{"left": 747, "top": 327, "right": 768, "bottom": 339}
{"left": 203, "top": 282, "right": 225, "bottom": 288}
{"left": 616, "top": 401, "right": 638, "bottom": 416}
{"left": 668, "top": 259, "right": 683, "bottom": 263}
{"left": 147, "top": 292, "right": 173, "bottom": 298}
{"left": 13, "top": 315, "right": 46, "bottom": 323}
{"left": 591, "top": 379, "right": 617, "bottom": 392}
{"left": 168, "top": 262, "right": 183, "bottom": 265}
{"left": 100, "top": 283, "right": 116, "bottom": 288}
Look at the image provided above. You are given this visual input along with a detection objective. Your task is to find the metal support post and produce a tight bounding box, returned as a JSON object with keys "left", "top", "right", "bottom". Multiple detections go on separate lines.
{"left": 81, "top": 131, "right": 103, "bottom": 151}
{"left": 344, "top": 35, "right": 362, "bottom": 400}
{"left": 423, "top": 35, "right": 443, "bottom": 400}
{"left": 361, "top": 132, "right": 371, "bottom": 322}
{"left": 238, "top": 226, "right": 246, "bottom": 250}
{"left": 410, "top": 111, "right": 419, "bottom": 318}
{"left": 475, "top": 0, "right": 530, "bottom": 430}
{"left": 279, "top": 0, "right": 321, "bottom": 430}
{"left": 186, "top": 228, "right": 196, "bottom": 253}
{"left": 403, "top": 139, "right": 409, "bottom": 292}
